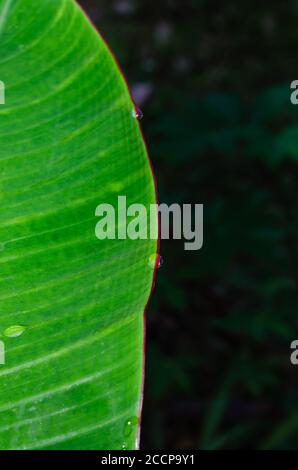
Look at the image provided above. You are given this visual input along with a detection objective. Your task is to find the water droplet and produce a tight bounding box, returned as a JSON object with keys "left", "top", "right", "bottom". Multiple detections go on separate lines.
{"left": 132, "top": 107, "right": 143, "bottom": 121}
{"left": 123, "top": 416, "right": 138, "bottom": 438}
{"left": 121, "top": 442, "right": 128, "bottom": 450}
{"left": 3, "top": 325, "right": 26, "bottom": 338}
{"left": 148, "top": 253, "right": 163, "bottom": 269}
{"left": 157, "top": 255, "right": 163, "bottom": 268}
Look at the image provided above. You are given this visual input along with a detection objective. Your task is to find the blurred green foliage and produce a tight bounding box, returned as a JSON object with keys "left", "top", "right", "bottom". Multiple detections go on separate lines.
{"left": 80, "top": 0, "right": 298, "bottom": 449}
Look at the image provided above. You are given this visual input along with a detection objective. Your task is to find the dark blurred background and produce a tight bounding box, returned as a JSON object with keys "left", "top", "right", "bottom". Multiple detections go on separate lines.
{"left": 79, "top": 0, "right": 298, "bottom": 449}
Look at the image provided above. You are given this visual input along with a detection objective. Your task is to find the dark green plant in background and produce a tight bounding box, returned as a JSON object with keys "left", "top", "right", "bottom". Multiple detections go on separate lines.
{"left": 80, "top": 0, "right": 298, "bottom": 449}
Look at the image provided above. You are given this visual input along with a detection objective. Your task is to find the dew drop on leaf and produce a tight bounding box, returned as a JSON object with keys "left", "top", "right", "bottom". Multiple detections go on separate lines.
{"left": 157, "top": 255, "right": 163, "bottom": 268}
{"left": 3, "top": 325, "right": 26, "bottom": 338}
{"left": 148, "top": 253, "right": 163, "bottom": 269}
{"left": 131, "top": 107, "right": 143, "bottom": 121}
{"left": 123, "top": 416, "right": 138, "bottom": 438}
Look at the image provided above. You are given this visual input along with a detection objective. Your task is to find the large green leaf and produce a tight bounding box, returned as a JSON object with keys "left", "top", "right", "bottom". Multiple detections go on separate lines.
{"left": 0, "top": 0, "right": 157, "bottom": 450}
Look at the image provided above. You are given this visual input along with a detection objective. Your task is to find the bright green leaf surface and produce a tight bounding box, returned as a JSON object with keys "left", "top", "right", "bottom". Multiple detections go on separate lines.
{"left": 0, "top": 0, "right": 157, "bottom": 449}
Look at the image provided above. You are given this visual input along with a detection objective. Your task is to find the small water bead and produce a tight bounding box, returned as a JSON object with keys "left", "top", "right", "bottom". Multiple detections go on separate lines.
{"left": 123, "top": 416, "right": 139, "bottom": 438}
{"left": 3, "top": 325, "right": 26, "bottom": 338}
{"left": 157, "top": 255, "right": 163, "bottom": 268}
{"left": 131, "top": 107, "right": 143, "bottom": 121}
{"left": 121, "top": 442, "right": 128, "bottom": 450}
{"left": 148, "top": 253, "right": 163, "bottom": 269}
